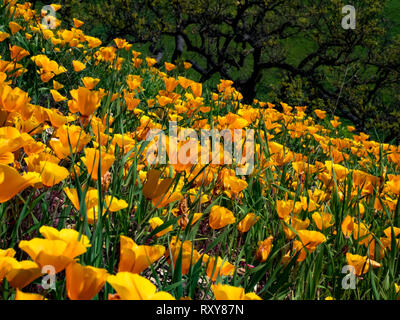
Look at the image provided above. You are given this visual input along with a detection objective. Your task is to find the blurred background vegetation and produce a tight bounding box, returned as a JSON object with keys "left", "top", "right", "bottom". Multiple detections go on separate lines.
{"left": 33, "top": 0, "right": 400, "bottom": 143}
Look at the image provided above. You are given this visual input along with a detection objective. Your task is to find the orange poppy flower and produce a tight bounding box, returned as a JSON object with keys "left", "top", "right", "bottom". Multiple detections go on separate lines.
{"left": 72, "top": 60, "right": 86, "bottom": 72}
{"left": 0, "top": 164, "right": 41, "bottom": 203}
{"left": 68, "top": 87, "right": 102, "bottom": 117}
{"left": 66, "top": 262, "right": 108, "bottom": 300}
{"left": 118, "top": 235, "right": 165, "bottom": 274}
{"left": 9, "top": 22, "right": 23, "bottom": 35}
{"left": 209, "top": 205, "right": 236, "bottom": 230}
{"left": 204, "top": 256, "right": 235, "bottom": 282}
{"left": 346, "top": 252, "right": 381, "bottom": 276}
{"left": 237, "top": 213, "right": 259, "bottom": 233}
{"left": 211, "top": 283, "right": 262, "bottom": 300}
{"left": 164, "top": 62, "right": 176, "bottom": 71}
{"left": 9, "top": 45, "right": 29, "bottom": 61}
{"left": 256, "top": 236, "right": 274, "bottom": 262}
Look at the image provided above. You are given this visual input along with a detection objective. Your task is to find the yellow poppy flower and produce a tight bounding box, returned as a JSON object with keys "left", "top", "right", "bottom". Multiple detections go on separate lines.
{"left": 211, "top": 284, "right": 262, "bottom": 300}
{"left": 31, "top": 55, "right": 66, "bottom": 76}
{"left": 165, "top": 237, "right": 201, "bottom": 275}
{"left": 276, "top": 199, "right": 301, "bottom": 219}
{"left": 18, "top": 238, "right": 74, "bottom": 273}
{"left": 190, "top": 82, "right": 202, "bottom": 97}
{"left": 50, "top": 125, "right": 91, "bottom": 159}
{"left": 39, "top": 226, "right": 91, "bottom": 258}
{"left": 68, "top": 87, "right": 102, "bottom": 117}
{"left": 81, "top": 77, "right": 100, "bottom": 90}
{"left": 156, "top": 95, "right": 173, "bottom": 107}
{"left": 72, "top": 60, "right": 86, "bottom": 72}
{"left": 341, "top": 215, "right": 354, "bottom": 238}
{"left": 0, "top": 84, "right": 30, "bottom": 114}
{"left": 387, "top": 174, "right": 400, "bottom": 195}
{"left": 237, "top": 213, "right": 259, "bottom": 233}
{"left": 107, "top": 272, "right": 175, "bottom": 300}
{"left": 256, "top": 236, "right": 274, "bottom": 262}
{"left": 66, "top": 262, "right": 108, "bottom": 300}
{"left": 314, "top": 109, "right": 327, "bottom": 119}
{"left": 164, "top": 62, "right": 176, "bottom": 71}
{"left": 184, "top": 62, "right": 192, "bottom": 70}
{"left": 324, "top": 161, "right": 349, "bottom": 181}
{"left": 330, "top": 117, "right": 341, "bottom": 128}
{"left": 282, "top": 216, "right": 310, "bottom": 240}
{"left": 39, "top": 161, "right": 69, "bottom": 187}
{"left": 81, "top": 147, "right": 115, "bottom": 181}
{"left": 50, "top": 89, "right": 67, "bottom": 102}
{"left": 346, "top": 252, "right": 381, "bottom": 276}
{"left": 209, "top": 205, "right": 236, "bottom": 230}
{"left": 63, "top": 187, "right": 127, "bottom": 224}
{"left": 145, "top": 57, "right": 157, "bottom": 67}
{"left": 0, "top": 164, "right": 41, "bottom": 203}
{"left": 148, "top": 217, "right": 173, "bottom": 237}
{"left": 15, "top": 289, "right": 45, "bottom": 300}
{"left": 293, "top": 230, "right": 326, "bottom": 261}
{"left": 205, "top": 256, "right": 235, "bottom": 282}
{"left": 118, "top": 235, "right": 165, "bottom": 274}
{"left": 0, "top": 32, "right": 10, "bottom": 42}
{"left": 141, "top": 169, "right": 178, "bottom": 207}
{"left": 9, "top": 22, "right": 23, "bottom": 35}
{"left": 50, "top": 3, "right": 62, "bottom": 11}
{"left": 163, "top": 77, "right": 179, "bottom": 92}
{"left": 6, "top": 260, "right": 42, "bottom": 289}
{"left": 312, "top": 212, "right": 334, "bottom": 230}
{"left": 0, "top": 256, "right": 15, "bottom": 283}
{"left": 0, "top": 248, "right": 15, "bottom": 258}
{"left": 9, "top": 45, "right": 30, "bottom": 61}
{"left": 73, "top": 18, "right": 84, "bottom": 28}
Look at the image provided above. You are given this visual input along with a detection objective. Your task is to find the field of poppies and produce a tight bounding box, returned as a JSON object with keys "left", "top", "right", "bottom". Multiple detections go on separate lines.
{"left": 1, "top": 0, "right": 400, "bottom": 300}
